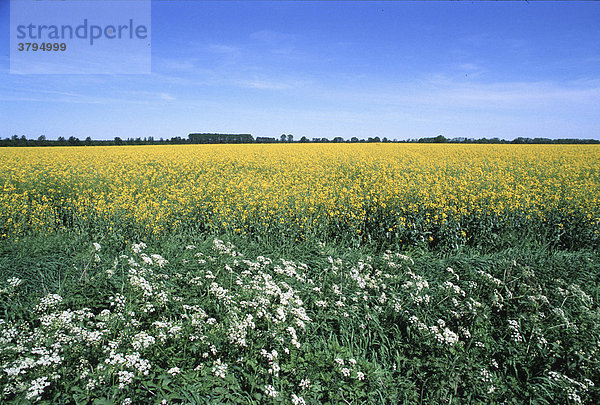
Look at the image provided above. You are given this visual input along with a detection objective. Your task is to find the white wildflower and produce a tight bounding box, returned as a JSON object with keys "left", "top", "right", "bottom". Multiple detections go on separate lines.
{"left": 131, "top": 242, "right": 147, "bottom": 254}
{"left": 508, "top": 319, "right": 524, "bottom": 343}
{"left": 167, "top": 367, "right": 180, "bottom": 376}
{"left": 443, "top": 328, "right": 459, "bottom": 346}
{"left": 140, "top": 254, "right": 153, "bottom": 265}
{"left": 212, "top": 359, "right": 228, "bottom": 379}
{"left": 264, "top": 384, "right": 279, "bottom": 398}
{"left": 7, "top": 277, "right": 22, "bottom": 288}
{"left": 131, "top": 331, "right": 155, "bottom": 350}
{"left": 315, "top": 300, "right": 328, "bottom": 308}
{"left": 151, "top": 254, "right": 168, "bottom": 267}
{"left": 117, "top": 370, "right": 134, "bottom": 389}
{"left": 291, "top": 394, "right": 306, "bottom": 405}
{"left": 36, "top": 293, "right": 63, "bottom": 312}
{"left": 25, "top": 376, "right": 51, "bottom": 401}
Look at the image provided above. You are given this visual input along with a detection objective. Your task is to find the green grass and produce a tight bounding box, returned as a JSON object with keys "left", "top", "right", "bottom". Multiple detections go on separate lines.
{"left": 1, "top": 230, "right": 599, "bottom": 404}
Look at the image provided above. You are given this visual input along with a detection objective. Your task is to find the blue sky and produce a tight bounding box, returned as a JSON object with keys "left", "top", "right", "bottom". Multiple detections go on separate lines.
{"left": 1, "top": 0, "right": 599, "bottom": 140}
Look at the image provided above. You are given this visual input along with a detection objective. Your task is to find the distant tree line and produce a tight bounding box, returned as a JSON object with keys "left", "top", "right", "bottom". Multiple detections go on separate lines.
{"left": 189, "top": 133, "right": 254, "bottom": 143}
{"left": 0, "top": 134, "right": 190, "bottom": 147}
{"left": 1, "top": 133, "right": 598, "bottom": 147}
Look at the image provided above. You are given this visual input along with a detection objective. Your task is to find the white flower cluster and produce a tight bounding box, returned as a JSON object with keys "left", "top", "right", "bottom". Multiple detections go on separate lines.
{"left": 383, "top": 250, "right": 414, "bottom": 267}
{"left": 274, "top": 258, "right": 308, "bottom": 282}
{"left": 131, "top": 242, "right": 147, "bottom": 254}
{"left": 128, "top": 270, "right": 154, "bottom": 297}
{"left": 299, "top": 378, "right": 311, "bottom": 389}
{"left": 407, "top": 314, "right": 459, "bottom": 346}
{"left": 402, "top": 272, "right": 431, "bottom": 305}
{"left": 35, "top": 293, "right": 63, "bottom": 312}
{"left": 566, "top": 283, "right": 594, "bottom": 306}
{"left": 492, "top": 289, "right": 505, "bottom": 310}
{"left": 105, "top": 350, "right": 152, "bottom": 376}
{"left": 7, "top": 277, "right": 23, "bottom": 288}
{"left": 213, "top": 238, "right": 243, "bottom": 257}
{"left": 264, "top": 384, "right": 279, "bottom": 398}
{"left": 507, "top": 319, "right": 524, "bottom": 343}
{"left": 431, "top": 325, "right": 459, "bottom": 346}
{"left": 443, "top": 280, "right": 466, "bottom": 297}
{"left": 212, "top": 359, "right": 228, "bottom": 379}
{"left": 167, "top": 367, "right": 181, "bottom": 376}
{"left": 548, "top": 370, "right": 594, "bottom": 401}
{"left": 333, "top": 357, "right": 366, "bottom": 380}
{"left": 25, "top": 376, "right": 51, "bottom": 401}
{"left": 117, "top": 370, "right": 134, "bottom": 389}
{"left": 291, "top": 393, "right": 306, "bottom": 405}
{"left": 260, "top": 349, "right": 281, "bottom": 377}
{"left": 476, "top": 269, "right": 502, "bottom": 287}
{"left": 151, "top": 320, "right": 183, "bottom": 343}
{"left": 348, "top": 259, "right": 384, "bottom": 291}
{"left": 209, "top": 282, "right": 231, "bottom": 303}
{"left": 1, "top": 277, "right": 24, "bottom": 295}
{"left": 109, "top": 293, "right": 127, "bottom": 310}
{"left": 227, "top": 313, "right": 256, "bottom": 347}
{"left": 552, "top": 307, "right": 576, "bottom": 330}
{"left": 1, "top": 311, "right": 74, "bottom": 399}
{"left": 150, "top": 253, "right": 169, "bottom": 268}
{"left": 131, "top": 331, "right": 155, "bottom": 350}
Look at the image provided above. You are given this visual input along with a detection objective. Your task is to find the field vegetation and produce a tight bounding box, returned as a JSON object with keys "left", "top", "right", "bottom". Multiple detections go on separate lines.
{"left": 1, "top": 144, "right": 599, "bottom": 403}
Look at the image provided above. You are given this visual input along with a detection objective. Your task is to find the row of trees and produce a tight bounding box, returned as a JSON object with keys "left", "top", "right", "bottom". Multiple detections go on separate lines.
{"left": 0, "top": 135, "right": 176, "bottom": 147}
{"left": 1, "top": 133, "right": 598, "bottom": 147}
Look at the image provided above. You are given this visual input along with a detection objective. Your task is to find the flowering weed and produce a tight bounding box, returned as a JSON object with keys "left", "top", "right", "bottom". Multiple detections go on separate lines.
{"left": 1, "top": 239, "right": 599, "bottom": 403}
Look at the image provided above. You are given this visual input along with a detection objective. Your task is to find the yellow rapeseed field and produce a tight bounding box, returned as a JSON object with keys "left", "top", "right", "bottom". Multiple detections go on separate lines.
{"left": 1, "top": 144, "right": 599, "bottom": 245}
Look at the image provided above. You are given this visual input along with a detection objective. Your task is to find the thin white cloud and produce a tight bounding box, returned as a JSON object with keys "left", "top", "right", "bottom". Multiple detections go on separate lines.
{"left": 240, "top": 80, "right": 292, "bottom": 90}
{"left": 455, "top": 63, "right": 481, "bottom": 72}
{"left": 236, "top": 73, "right": 315, "bottom": 91}
{"left": 159, "top": 93, "right": 176, "bottom": 101}
{"left": 159, "top": 58, "right": 199, "bottom": 72}
{"left": 0, "top": 83, "right": 181, "bottom": 106}
{"left": 318, "top": 75, "right": 600, "bottom": 114}
{"left": 250, "top": 30, "right": 296, "bottom": 44}
{"left": 421, "top": 78, "right": 600, "bottom": 108}
{"left": 207, "top": 44, "right": 240, "bottom": 55}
